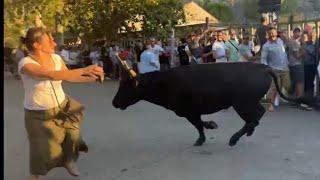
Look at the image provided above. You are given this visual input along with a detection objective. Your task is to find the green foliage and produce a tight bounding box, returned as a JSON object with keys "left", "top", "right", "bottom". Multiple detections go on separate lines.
{"left": 4, "top": 0, "right": 65, "bottom": 47}
{"left": 243, "top": 0, "right": 260, "bottom": 22}
{"left": 4, "top": 0, "right": 185, "bottom": 47}
{"left": 138, "top": 0, "right": 185, "bottom": 38}
{"left": 280, "top": 0, "right": 299, "bottom": 15}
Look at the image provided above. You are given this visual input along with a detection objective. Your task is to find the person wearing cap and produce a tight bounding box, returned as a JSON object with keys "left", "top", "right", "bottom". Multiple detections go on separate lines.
{"left": 287, "top": 27, "right": 312, "bottom": 110}
{"left": 261, "top": 27, "right": 290, "bottom": 112}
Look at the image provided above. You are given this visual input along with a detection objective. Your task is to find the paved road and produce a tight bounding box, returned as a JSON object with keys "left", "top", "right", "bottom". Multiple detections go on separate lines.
{"left": 4, "top": 73, "right": 320, "bottom": 180}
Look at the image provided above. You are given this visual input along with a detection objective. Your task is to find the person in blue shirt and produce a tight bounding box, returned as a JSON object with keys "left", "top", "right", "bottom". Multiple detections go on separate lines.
{"left": 138, "top": 40, "right": 160, "bottom": 74}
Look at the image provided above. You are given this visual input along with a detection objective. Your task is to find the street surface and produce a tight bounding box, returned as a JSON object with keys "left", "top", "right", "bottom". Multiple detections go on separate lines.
{"left": 4, "top": 73, "right": 320, "bottom": 180}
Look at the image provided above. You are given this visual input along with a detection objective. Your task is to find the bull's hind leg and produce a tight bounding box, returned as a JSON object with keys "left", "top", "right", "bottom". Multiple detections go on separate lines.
{"left": 229, "top": 102, "right": 265, "bottom": 146}
{"left": 186, "top": 115, "right": 206, "bottom": 146}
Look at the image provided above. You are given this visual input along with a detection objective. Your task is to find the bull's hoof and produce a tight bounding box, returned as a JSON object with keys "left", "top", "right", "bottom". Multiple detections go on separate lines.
{"left": 193, "top": 138, "right": 205, "bottom": 146}
{"left": 228, "top": 133, "right": 240, "bottom": 147}
{"left": 203, "top": 121, "right": 218, "bottom": 129}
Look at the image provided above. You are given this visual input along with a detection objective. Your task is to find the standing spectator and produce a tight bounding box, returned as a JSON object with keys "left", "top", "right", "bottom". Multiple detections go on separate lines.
{"left": 225, "top": 29, "right": 240, "bottom": 62}
{"left": 261, "top": 27, "right": 290, "bottom": 112}
{"left": 177, "top": 38, "right": 192, "bottom": 66}
{"left": 133, "top": 41, "right": 144, "bottom": 63}
{"left": 100, "top": 46, "right": 112, "bottom": 77}
{"left": 109, "top": 45, "right": 121, "bottom": 79}
{"left": 189, "top": 32, "right": 203, "bottom": 63}
{"left": 159, "top": 41, "right": 170, "bottom": 71}
{"left": 89, "top": 46, "right": 100, "bottom": 65}
{"left": 188, "top": 29, "right": 213, "bottom": 63}
{"left": 165, "top": 38, "right": 179, "bottom": 67}
{"left": 222, "top": 31, "right": 229, "bottom": 43}
{"left": 302, "top": 33, "right": 317, "bottom": 97}
{"left": 69, "top": 46, "right": 81, "bottom": 68}
{"left": 238, "top": 33, "right": 253, "bottom": 62}
{"left": 150, "top": 37, "right": 164, "bottom": 63}
{"left": 4, "top": 46, "right": 12, "bottom": 71}
{"left": 202, "top": 36, "right": 216, "bottom": 63}
{"left": 60, "top": 46, "right": 70, "bottom": 63}
{"left": 121, "top": 46, "right": 136, "bottom": 71}
{"left": 119, "top": 46, "right": 130, "bottom": 61}
{"left": 212, "top": 31, "right": 228, "bottom": 63}
{"left": 138, "top": 40, "right": 160, "bottom": 74}
{"left": 255, "top": 16, "right": 269, "bottom": 51}
{"left": 287, "top": 27, "right": 312, "bottom": 110}
{"left": 11, "top": 37, "right": 28, "bottom": 79}
{"left": 81, "top": 45, "right": 91, "bottom": 66}
{"left": 133, "top": 41, "right": 144, "bottom": 73}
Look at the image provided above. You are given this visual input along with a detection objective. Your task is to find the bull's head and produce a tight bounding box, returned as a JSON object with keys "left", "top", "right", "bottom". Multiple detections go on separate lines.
{"left": 112, "top": 58, "right": 140, "bottom": 110}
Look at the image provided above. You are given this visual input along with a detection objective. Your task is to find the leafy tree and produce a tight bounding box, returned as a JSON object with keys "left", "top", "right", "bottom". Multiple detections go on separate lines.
{"left": 4, "top": 0, "right": 65, "bottom": 47}
{"left": 63, "top": 0, "right": 184, "bottom": 43}
{"left": 243, "top": 0, "right": 260, "bottom": 22}
{"left": 4, "top": 0, "right": 184, "bottom": 47}
{"left": 280, "top": 0, "right": 299, "bottom": 16}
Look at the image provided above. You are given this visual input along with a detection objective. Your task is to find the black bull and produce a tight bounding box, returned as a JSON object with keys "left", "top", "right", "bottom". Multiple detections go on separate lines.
{"left": 112, "top": 62, "right": 292, "bottom": 146}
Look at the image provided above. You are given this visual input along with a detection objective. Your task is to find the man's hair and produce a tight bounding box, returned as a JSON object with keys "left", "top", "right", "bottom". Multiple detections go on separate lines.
{"left": 268, "top": 26, "right": 277, "bottom": 31}
{"left": 243, "top": 32, "right": 250, "bottom": 37}
{"left": 180, "top": 38, "right": 186, "bottom": 44}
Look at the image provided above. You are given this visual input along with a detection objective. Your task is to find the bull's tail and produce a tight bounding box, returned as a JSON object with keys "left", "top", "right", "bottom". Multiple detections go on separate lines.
{"left": 266, "top": 68, "right": 297, "bottom": 103}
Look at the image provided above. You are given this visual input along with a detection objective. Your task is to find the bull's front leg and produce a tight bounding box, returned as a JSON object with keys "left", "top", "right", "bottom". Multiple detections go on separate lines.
{"left": 186, "top": 115, "right": 206, "bottom": 146}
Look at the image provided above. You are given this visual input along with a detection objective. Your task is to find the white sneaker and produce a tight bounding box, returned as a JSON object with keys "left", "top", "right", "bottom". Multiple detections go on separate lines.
{"left": 300, "top": 104, "right": 313, "bottom": 111}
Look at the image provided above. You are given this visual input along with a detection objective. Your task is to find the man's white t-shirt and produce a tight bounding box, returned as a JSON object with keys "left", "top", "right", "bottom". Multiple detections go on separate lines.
{"left": 18, "top": 54, "right": 66, "bottom": 110}
{"left": 212, "top": 41, "right": 227, "bottom": 62}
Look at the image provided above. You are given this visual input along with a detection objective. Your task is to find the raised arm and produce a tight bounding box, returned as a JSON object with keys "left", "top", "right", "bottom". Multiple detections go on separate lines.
{"left": 21, "top": 62, "right": 104, "bottom": 83}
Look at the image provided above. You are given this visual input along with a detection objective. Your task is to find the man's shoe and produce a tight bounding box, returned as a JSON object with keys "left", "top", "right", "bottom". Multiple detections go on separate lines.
{"left": 300, "top": 103, "right": 313, "bottom": 111}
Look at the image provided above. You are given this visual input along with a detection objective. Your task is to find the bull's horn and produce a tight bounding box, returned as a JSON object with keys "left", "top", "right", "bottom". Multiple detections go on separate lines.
{"left": 123, "top": 61, "right": 137, "bottom": 78}
{"left": 117, "top": 55, "right": 137, "bottom": 78}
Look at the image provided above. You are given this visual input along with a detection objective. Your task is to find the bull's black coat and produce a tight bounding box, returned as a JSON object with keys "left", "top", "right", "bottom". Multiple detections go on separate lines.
{"left": 113, "top": 62, "right": 284, "bottom": 146}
